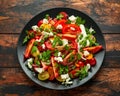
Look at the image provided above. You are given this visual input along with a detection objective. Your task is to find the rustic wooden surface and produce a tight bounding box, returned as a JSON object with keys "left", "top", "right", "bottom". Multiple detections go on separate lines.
{"left": 0, "top": 0, "right": 120, "bottom": 96}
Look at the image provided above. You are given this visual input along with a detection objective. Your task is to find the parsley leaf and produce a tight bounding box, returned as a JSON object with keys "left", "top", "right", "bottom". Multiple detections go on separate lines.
{"left": 52, "top": 36, "right": 63, "bottom": 47}
{"left": 56, "top": 14, "right": 63, "bottom": 20}
{"left": 41, "top": 50, "right": 51, "bottom": 62}
{"left": 58, "top": 64, "right": 69, "bottom": 75}
{"left": 76, "top": 16, "right": 86, "bottom": 25}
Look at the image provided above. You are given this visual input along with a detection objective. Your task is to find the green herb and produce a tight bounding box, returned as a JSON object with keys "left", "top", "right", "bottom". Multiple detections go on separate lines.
{"left": 34, "top": 41, "right": 38, "bottom": 46}
{"left": 40, "top": 35, "right": 49, "bottom": 44}
{"left": 86, "top": 28, "right": 96, "bottom": 34}
{"left": 35, "top": 60, "right": 40, "bottom": 65}
{"left": 76, "top": 16, "right": 86, "bottom": 25}
{"left": 58, "top": 64, "right": 69, "bottom": 75}
{"left": 56, "top": 14, "right": 63, "bottom": 20}
{"left": 41, "top": 50, "right": 51, "bottom": 62}
{"left": 45, "top": 14, "right": 49, "bottom": 19}
{"left": 54, "top": 50, "right": 59, "bottom": 57}
{"left": 31, "top": 46, "right": 38, "bottom": 53}
{"left": 66, "top": 19, "right": 71, "bottom": 24}
{"left": 76, "top": 53, "right": 81, "bottom": 60}
{"left": 23, "top": 36, "right": 29, "bottom": 44}
{"left": 64, "top": 45, "right": 71, "bottom": 50}
{"left": 76, "top": 66, "right": 88, "bottom": 80}
{"left": 68, "top": 55, "right": 75, "bottom": 62}
{"left": 62, "top": 55, "right": 65, "bottom": 59}
{"left": 52, "top": 36, "right": 63, "bottom": 47}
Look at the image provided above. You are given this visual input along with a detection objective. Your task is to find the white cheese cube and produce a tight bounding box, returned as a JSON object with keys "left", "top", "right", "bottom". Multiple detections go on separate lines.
{"left": 43, "top": 18, "right": 48, "bottom": 24}
{"left": 32, "top": 25, "right": 39, "bottom": 31}
{"left": 89, "top": 27, "right": 94, "bottom": 33}
{"left": 34, "top": 68, "right": 44, "bottom": 73}
{"left": 83, "top": 50, "right": 90, "bottom": 57}
{"left": 56, "top": 24, "right": 63, "bottom": 29}
{"left": 54, "top": 57, "right": 63, "bottom": 62}
{"left": 58, "top": 52, "right": 61, "bottom": 57}
{"left": 41, "top": 44, "right": 45, "bottom": 49}
{"left": 69, "top": 15, "right": 76, "bottom": 22}
{"left": 61, "top": 73, "right": 69, "bottom": 80}
{"left": 62, "top": 39, "right": 68, "bottom": 46}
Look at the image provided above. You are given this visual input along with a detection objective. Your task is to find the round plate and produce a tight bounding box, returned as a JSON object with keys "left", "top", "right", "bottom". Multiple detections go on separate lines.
{"left": 17, "top": 8, "right": 105, "bottom": 90}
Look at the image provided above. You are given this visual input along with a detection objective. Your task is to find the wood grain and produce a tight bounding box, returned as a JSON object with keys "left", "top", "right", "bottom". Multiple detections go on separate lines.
{"left": 0, "top": 0, "right": 120, "bottom": 96}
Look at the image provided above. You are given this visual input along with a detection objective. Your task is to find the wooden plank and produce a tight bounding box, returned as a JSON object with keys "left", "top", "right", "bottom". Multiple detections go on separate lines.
{"left": 0, "top": 0, "right": 120, "bottom": 34}
{"left": 0, "top": 68, "right": 120, "bottom": 96}
{"left": 0, "top": 34, "right": 120, "bottom": 68}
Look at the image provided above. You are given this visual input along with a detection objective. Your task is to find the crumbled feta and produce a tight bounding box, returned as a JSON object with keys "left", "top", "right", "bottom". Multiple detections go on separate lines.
{"left": 35, "top": 38, "right": 42, "bottom": 42}
{"left": 83, "top": 50, "right": 90, "bottom": 57}
{"left": 42, "top": 31, "right": 53, "bottom": 36}
{"left": 61, "top": 73, "right": 69, "bottom": 80}
{"left": 58, "top": 52, "right": 61, "bottom": 57}
{"left": 61, "top": 73, "right": 73, "bottom": 85}
{"left": 86, "top": 63, "right": 91, "bottom": 71}
{"left": 89, "top": 27, "right": 94, "bottom": 33}
{"left": 62, "top": 39, "right": 68, "bottom": 46}
{"left": 69, "top": 15, "right": 76, "bottom": 22}
{"left": 34, "top": 68, "right": 44, "bottom": 73}
{"left": 56, "top": 24, "right": 63, "bottom": 29}
{"left": 43, "top": 18, "right": 48, "bottom": 24}
{"left": 41, "top": 44, "right": 45, "bottom": 49}
{"left": 32, "top": 25, "right": 39, "bottom": 31}
{"left": 27, "top": 58, "right": 33, "bottom": 69}
{"left": 54, "top": 56, "right": 63, "bottom": 62}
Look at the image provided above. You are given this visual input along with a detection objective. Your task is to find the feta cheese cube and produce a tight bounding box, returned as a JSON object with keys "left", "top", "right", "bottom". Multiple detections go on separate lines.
{"left": 69, "top": 15, "right": 76, "bottom": 22}
{"left": 61, "top": 73, "right": 69, "bottom": 80}
{"left": 43, "top": 18, "right": 48, "bottom": 24}
{"left": 34, "top": 68, "right": 44, "bottom": 73}
{"left": 27, "top": 58, "right": 33, "bottom": 69}
{"left": 83, "top": 50, "right": 90, "bottom": 57}
{"left": 86, "top": 63, "right": 91, "bottom": 71}
{"left": 62, "top": 39, "right": 68, "bottom": 46}
{"left": 89, "top": 27, "right": 94, "bottom": 33}
{"left": 56, "top": 24, "right": 63, "bottom": 29}
{"left": 58, "top": 52, "right": 61, "bottom": 57}
{"left": 32, "top": 25, "right": 39, "bottom": 31}
{"left": 41, "top": 44, "right": 45, "bottom": 49}
{"left": 54, "top": 56, "right": 63, "bottom": 62}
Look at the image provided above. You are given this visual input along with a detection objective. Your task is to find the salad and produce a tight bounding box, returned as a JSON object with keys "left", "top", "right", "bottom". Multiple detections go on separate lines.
{"left": 23, "top": 12, "right": 103, "bottom": 85}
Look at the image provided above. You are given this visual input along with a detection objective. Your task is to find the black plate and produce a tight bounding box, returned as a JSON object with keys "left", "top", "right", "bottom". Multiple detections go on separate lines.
{"left": 17, "top": 8, "right": 105, "bottom": 90}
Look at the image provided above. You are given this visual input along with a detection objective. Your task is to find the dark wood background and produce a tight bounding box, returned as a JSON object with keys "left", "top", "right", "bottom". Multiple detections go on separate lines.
{"left": 0, "top": 0, "right": 120, "bottom": 96}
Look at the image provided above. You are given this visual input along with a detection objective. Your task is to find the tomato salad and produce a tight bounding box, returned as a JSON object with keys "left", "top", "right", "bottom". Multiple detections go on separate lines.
{"left": 23, "top": 12, "right": 103, "bottom": 85}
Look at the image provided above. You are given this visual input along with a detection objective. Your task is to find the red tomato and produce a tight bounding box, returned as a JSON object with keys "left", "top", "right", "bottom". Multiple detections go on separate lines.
{"left": 62, "top": 24, "right": 81, "bottom": 35}
{"left": 70, "top": 41, "right": 78, "bottom": 49}
{"left": 24, "top": 39, "right": 35, "bottom": 58}
{"left": 88, "top": 57, "right": 96, "bottom": 66}
{"left": 62, "top": 34, "right": 77, "bottom": 40}
{"left": 54, "top": 19, "right": 67, "bottom": 29}
{"left": 69, "top": 68, "right": 80, "bottom": 78}
{"left": 51, "top": 57, "right": 59, "bottom": 78}
{"left": 45, "top": 41, "right": 54, "bottom": 50}
{"left": 83, "top": 45, "right": 103, "bottom": 54}
{"left": 48, "top": 66, "right": 55, "bottom": 80}
{"left": 76, "top": 61, "right": 84, "bottom": 68}
{"left": 37, "top": 20, "right": 43, "bottom": 27}
{"left": 59, "top": 12, "right": 68, "bottom": 19}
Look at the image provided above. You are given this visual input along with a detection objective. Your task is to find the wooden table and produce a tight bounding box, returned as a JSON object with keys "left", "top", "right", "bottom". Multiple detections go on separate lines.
{"left": 0, "top": 0, "right": 120, "bottom": 96}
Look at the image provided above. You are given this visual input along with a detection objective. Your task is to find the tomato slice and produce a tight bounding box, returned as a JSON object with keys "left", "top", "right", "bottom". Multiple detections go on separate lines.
{"left": 75, "top": 61, "right": 84, "bottom": 68}
{"left": 44, "top": 41, "right": 54, "bottom": 50}
{"left": 24, "top": 39, "right": 35, "bottom": 58}
{"left": 69, "top": 68, "right": 80, "bottom": 78}
{"left": 59, "top": 12, "right": 68, "bottom": 19}
{"left": 62, "top": 24, "right": 81, "bottom": 35}
{"left": 87, "top": 57, "right": 96, "bottom": 66}
{"left": 54, "top": 19, "right": 67, "bottom": 29}
{"left": 70, "top": 41, "right": 78, "bottom": 49}
{"left": 62, "top": 34, "right": 77, "bottom": 40}
{"left": 48, "top": 66, "right": 55, "bottom": 80}
{"left": 83, "top": 45, "right": 103, "bottom": 54}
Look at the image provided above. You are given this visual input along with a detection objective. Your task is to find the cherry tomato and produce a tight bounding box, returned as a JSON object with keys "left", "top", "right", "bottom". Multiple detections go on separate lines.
{"left": 59, "top": 12, "right": 68, "bottom": 19}
{"left": 75, "top": 61, "right": 84, "bottom": 68}
{"left": 62, "top": 24, "right": 81, "bottom": 35}
{"left": 88, "top": 57, "right": 96, "bottom": 66}
{"left": 37, "top": 20, "right": 43, "bottom": 27}
{"left": 54, "top": 19, "right": 67, "bottom": 29}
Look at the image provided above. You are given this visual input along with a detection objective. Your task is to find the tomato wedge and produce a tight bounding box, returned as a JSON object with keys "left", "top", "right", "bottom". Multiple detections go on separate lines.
{"left": 62, "top": 24, "right": 81, "bottom": 35}
{"left": 48, "top": 66, "right": 55, "bottom": 80}
{"left": 45, "top": 41, "right": 54, "bottom": 50}
{"left": 37, "top": 20, "right": 43, "bottom": 27}
{"left": 83, "top": 45, "right": 103, "bottom": 54}
{"left": 51, "top": 57, "right": 59, "bottom": 78}
{"left": 24, "top": 39, "right": 35, "bottom": 58}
